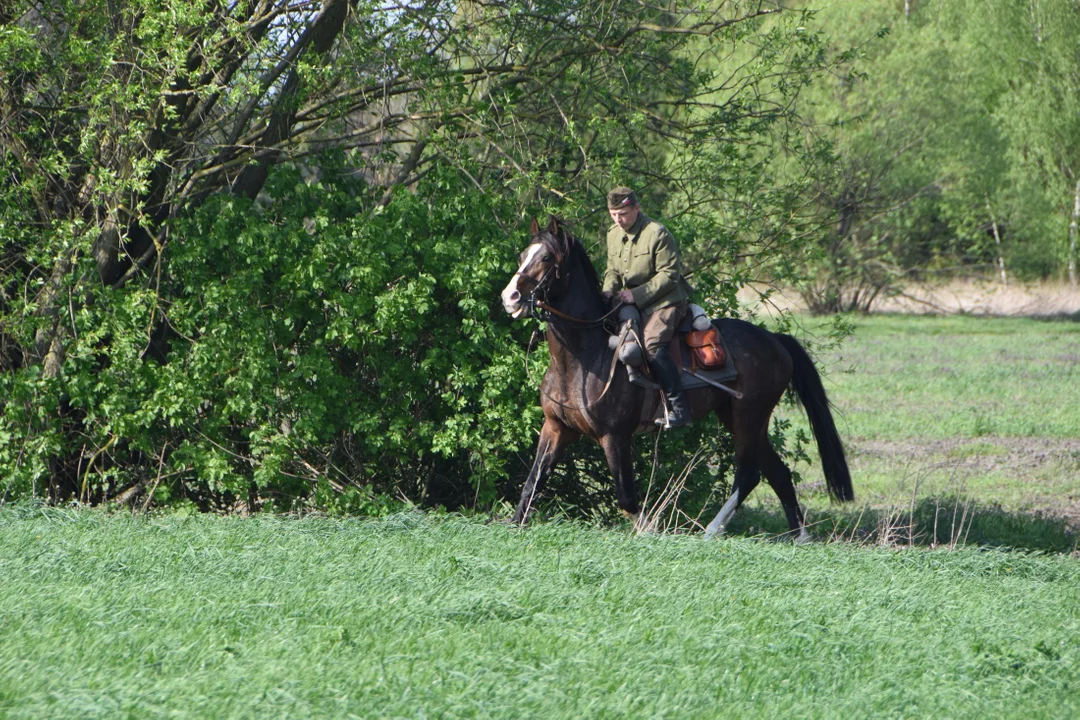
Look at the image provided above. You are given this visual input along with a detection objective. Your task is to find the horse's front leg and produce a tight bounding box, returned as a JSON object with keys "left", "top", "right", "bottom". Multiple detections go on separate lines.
{"left": 512, "top": 417, "right": 579, "bottom": 524}
{"left": 600, "top": 433, "right": 645, "bottom": 530}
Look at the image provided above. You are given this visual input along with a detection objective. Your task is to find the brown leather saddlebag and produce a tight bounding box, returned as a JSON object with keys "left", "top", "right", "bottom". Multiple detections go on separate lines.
{"left": 685, "top": 327, "right": 725, "bottom": 370}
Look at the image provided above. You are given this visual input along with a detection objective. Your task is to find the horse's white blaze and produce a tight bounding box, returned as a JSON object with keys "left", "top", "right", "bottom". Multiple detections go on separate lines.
{"left": 501, "top": 244, "right": 544, "bottom": 317}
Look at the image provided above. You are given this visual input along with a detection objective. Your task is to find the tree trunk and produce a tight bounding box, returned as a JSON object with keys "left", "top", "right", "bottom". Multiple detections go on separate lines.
{"left": 1069, "top": 179, "right": 1079, "bottom": 286}
{"left": 230, "top": 0, "right": 352, "bottom": 201}
{"left": 985, "top": 195, "right": 1007, "bottom": 287}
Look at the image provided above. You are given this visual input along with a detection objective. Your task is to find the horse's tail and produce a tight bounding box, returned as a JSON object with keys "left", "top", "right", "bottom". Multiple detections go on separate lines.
{"left": 774, "top": 333, "right": 854, "bottom": 502}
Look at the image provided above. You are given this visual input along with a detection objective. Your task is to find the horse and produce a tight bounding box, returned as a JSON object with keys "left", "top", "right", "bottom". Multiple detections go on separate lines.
{"left": 499, "top": 217, "right": 853, "bottom": 539}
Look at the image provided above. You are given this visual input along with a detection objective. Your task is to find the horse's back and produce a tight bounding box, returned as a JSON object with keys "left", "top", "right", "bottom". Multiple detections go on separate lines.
{"left": 712, "top": 317, "right": 793, "bottom": 388}
{"left": 712, "top": 317, "right": 786, "bottom": 354}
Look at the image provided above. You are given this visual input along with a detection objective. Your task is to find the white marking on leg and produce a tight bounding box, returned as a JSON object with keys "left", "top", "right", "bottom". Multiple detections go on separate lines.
{"left": 501, "top": 244, "right": 544, "bottom": 316}
{"left": 705, "top": 488, "right": 740, "bottom": 538}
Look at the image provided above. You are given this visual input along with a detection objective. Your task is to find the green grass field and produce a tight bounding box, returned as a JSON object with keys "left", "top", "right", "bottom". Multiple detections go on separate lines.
{"left": 2, "top": 314, "right": 1080, "bottom": 717}
{"left": 758, "top": 314, "right": 1080, "bottom": 549}
{"left": 795, "top": 314, "right": 1080, "bottom": 441}
{"left": 1, "top": 509, "right": 1078, "bottom": 719}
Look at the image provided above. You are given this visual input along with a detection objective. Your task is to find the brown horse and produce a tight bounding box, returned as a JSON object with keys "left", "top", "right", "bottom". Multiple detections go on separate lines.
{"left": 500, "top": 217, "right": 852, "bottom": 539}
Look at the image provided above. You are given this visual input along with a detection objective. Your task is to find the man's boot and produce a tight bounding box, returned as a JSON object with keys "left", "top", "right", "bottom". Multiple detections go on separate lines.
{"left": 650, "top": 346, "right": 692, "bottom": 428}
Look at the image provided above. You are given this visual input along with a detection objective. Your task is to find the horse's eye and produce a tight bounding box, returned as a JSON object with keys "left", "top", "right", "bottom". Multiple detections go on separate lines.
{"left": 542, "top": 254, "right": 553, "bottom": 262}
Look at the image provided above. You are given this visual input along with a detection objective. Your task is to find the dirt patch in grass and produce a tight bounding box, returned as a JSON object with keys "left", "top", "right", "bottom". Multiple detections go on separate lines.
{"left": 741, "top": 279, "right": 1080, "bottom": 317}
{"left": 880, "top": 280, "right": 1080, "bottom": 316}
{"left": 854, "top": 436, "right": 1080, "bottom": 470}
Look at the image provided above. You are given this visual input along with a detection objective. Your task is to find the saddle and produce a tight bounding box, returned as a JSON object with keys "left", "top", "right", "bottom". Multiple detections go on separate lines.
{"left": 609, "top": 304, "right": 737, "bottom": 391}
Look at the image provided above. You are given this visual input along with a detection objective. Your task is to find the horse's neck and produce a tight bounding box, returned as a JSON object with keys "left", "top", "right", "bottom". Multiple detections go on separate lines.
{"left": 544, "top": 266, "right": 609, "bottom": 375}
{"left": 546, "top": 323, "right": 608, "bottom": 370}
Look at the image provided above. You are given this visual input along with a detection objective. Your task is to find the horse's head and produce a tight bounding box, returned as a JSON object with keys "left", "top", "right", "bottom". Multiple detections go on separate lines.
{"left": 501, "top": 216, "right": 575, "bottom": 318}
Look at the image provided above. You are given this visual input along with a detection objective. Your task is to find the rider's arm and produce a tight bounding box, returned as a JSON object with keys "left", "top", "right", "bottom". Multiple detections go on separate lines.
{"left": 601, "top": 228, "right": 622, "bottom": 294}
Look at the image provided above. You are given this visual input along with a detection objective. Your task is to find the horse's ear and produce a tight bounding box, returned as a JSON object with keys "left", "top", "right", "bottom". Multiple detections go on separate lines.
{"left": 546, "top": 215, "right": 560, "bottom": 235}
{"left": 529, "top": 217, "right": 540, "bottom": 236}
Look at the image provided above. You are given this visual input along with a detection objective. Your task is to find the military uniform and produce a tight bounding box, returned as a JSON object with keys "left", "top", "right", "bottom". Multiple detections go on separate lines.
{"left": 602, "top": 212, "right": 692, "bottom": 356}
{"left": 604, "top": 185, "right": 693, "bottom": 428}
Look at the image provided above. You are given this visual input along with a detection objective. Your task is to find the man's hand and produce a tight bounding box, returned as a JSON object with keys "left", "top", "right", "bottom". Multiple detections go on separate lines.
{"left": 617, "top": 289, "right": 635, "bottom": 305}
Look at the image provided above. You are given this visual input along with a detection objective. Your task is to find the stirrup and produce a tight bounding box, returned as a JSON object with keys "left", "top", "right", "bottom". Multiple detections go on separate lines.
{"left": 654, "top": 394, "right": 691, "bottom": 429}
{"left": 627, "top": 364, "right": 653, "bottom": 386}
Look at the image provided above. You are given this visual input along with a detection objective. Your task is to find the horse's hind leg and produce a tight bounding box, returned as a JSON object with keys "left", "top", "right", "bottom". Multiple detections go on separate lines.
{"left": 758, "top": 436, "right": 811, "bottom": 543}
{"left": 512, "top": 417, "right": 579, "bottom": 524}
{"left": 708, "top": 414, "right": 768, "bottom": 537}
{"left": 704, "top": 400, "right": 778, "bottom": 538}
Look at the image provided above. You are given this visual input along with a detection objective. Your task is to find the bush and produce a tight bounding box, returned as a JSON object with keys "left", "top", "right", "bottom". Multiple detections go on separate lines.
{"left": 1, "top": 162, "right": 546, "bottom": 511}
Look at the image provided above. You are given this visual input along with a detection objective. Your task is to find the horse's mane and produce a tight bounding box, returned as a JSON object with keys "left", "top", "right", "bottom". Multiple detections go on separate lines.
{"left": 535, "top": 219, "right": 602, "bottom": 296}
{"left": 566, "top": 232, "right": 602, "bottom": 295}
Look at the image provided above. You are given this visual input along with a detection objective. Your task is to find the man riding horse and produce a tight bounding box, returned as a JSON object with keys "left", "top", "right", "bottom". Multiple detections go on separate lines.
{"left": 602, "top": 186, "right": 693, "bottom": 428}
{"left": 499, "top": 209, "right": 852, "bottom": 536}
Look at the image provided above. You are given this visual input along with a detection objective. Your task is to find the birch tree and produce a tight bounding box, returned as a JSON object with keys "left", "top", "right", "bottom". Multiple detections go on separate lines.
{"left": 963, "top": 0, "right": 1080, "bottom": 284}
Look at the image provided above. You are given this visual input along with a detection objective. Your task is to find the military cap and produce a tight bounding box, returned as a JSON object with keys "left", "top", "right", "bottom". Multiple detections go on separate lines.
{"left": 607, "top": 186, "right": 638, "bottom": 209}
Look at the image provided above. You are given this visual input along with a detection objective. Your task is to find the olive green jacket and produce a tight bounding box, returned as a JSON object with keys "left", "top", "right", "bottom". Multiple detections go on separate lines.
{"left": 602, "top": 213, "right": 691, "bottom": 313}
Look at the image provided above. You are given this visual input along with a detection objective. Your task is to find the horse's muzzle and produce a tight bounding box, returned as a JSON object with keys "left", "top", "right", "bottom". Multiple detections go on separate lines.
{"left": 501, "top": 281, "right": 527, "bottom": 318}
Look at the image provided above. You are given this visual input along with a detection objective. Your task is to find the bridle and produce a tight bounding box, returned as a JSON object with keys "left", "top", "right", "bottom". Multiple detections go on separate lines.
{"left": 521, "top": 237, "right": 624, "bottom": 328}
{"left": 517, "top": 231, "right": 635, "bottom": 410}
{"left": 521, "top": 262, "right": 557, "bottom": 318}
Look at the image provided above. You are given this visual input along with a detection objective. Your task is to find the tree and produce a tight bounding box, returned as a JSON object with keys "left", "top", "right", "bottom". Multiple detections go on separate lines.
{"left": 776, "top": 0, "right": 1076, "bottom": 313}
{"left": 780, "top": 5, "right": 969, "bottom": 312}
{"left": 1, "top": 1, "right": 837, "bottom": 510}
{"left": 963, "top": 0, "right": 1080, "bottom": 284}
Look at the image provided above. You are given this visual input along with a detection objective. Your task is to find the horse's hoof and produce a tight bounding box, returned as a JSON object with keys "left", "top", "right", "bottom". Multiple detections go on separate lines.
{"left": 703, "top": 524, "right": 724, "bottom": 539}
{"left": 794, "top": 529, "right": 814, "bottom": 544}
{"left": 623, "top": 510, "right": 652, "bottom": 535}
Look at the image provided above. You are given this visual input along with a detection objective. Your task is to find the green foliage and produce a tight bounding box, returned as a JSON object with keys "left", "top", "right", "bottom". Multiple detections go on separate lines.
{"left": 2, "top": 160, "right": 550, "bottom": 509}
{"left": 778, "top": 0, "right": 1080, "bottom": 312}
{"left": 2, "top": 1, "right": 846, "bottom": 513}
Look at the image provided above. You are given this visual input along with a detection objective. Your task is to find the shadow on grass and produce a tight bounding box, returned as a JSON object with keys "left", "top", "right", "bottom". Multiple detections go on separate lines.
{"left": 1033, "top": 310, "right": 1080, "bottom": 323}
{"left": 725, "top": 497, "right": 1078, "bottom": 554}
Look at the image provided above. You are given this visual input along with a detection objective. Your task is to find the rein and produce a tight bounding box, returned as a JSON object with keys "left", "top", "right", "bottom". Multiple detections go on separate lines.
{"left": 535, "top": 298, "right": 624, "bottom": 327}
{"left": 525, "top": 255, "right": 625, "bottom": 327}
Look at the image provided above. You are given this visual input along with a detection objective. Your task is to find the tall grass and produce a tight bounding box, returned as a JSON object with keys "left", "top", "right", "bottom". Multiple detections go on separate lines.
{"left": 1, "top": 509, "right": 1078, "bottom": 718}
{"left": 2, "top": 314, "right": 1078, "bottom": 716}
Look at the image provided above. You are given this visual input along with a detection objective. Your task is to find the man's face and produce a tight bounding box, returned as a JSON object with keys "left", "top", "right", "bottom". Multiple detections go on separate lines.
{"left": 609, "top": 203, "right": 640, "bottom": 232}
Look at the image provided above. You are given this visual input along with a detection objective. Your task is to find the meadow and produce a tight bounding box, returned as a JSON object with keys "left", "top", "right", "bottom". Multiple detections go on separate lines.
{"left": 756, "top": 313, "right": 1080, "bottom": 552}
{"left": 2, "top": 313, "right": 1079, "bottom": 718}
{"left": 1, "top": 509, "right": 1078, "bottom": 719}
